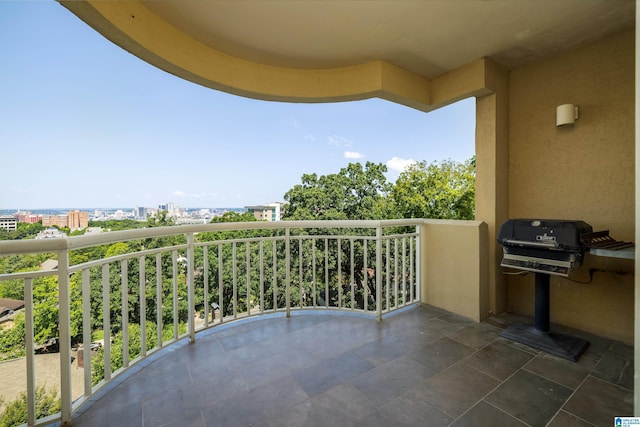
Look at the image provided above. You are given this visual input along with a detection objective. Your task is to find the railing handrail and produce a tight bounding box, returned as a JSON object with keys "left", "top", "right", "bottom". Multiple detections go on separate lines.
{"left": 0, "top": 219, "right": 426, "bottom": 256}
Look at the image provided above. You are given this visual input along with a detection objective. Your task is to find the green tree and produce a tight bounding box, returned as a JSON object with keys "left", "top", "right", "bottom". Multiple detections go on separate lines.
{"left": 105, "top": 242, "right": 130, "bottom": 258}
{"left": 283, "top": 162, "right": 391, "bottom": 220}
{"left": 147, "top": 211, "right": 175, "bottom": 227}
{"left": 212, "top": 211, "right": 256, "bottom": 224}
{"left": 0, "top": 313, "right": 25, "bottom": 361}
{"left": 0, "top": 278, "right": 25, "bottom": 301}
{"left": 31, "top": 276, "right": 64, "bottom": 345}
{"left": 0, "top": 221, "right": 44, "bottom": 241}
{"left": 88, "top": 219, "right": 144, "bottom": 231}
{"left": 390, "top": 157, "right": 475, "bottom": 220}
{"left": 0, "top": 386, "right": 60, "bottom": 427}
{"left": 0, "top": 253, "right": 51, "bottom": 276}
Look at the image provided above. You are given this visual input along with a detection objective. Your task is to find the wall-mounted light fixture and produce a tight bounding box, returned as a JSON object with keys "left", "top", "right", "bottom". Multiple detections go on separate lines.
{"left": 556, "top": 104, "right": 579, "bottom": 127}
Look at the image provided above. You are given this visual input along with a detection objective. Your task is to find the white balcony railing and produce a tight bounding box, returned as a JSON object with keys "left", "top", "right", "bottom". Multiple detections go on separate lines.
{"left": 0, "top": 219, "right": 422, "bottom": 426}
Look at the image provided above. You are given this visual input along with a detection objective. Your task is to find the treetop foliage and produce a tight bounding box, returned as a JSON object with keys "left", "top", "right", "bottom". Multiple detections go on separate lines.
{"left": 283, "top": 162, "right": 391, "bottom": 220}
{"left": 0, "top": 385, "right": 60, "bottom": 427}
{"left": 283, "top": 158, "right": 475, "bottom": 221}
{"left": 0, "top": 222, "right": 44, "bottom": 241}
{"left": 87, "top": 219, "right": 145, "bottom": 231}
{"left": 390, "top": 157, "right": 475, "bottom": 220}
{"left": 146, "top": 210, "right": 176, "bottom": 227}
{"left": 211, "top": 211, "right": 256, "bottom": 223}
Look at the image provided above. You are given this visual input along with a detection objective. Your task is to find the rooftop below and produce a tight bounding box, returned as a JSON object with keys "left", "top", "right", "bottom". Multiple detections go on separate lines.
{"left": 64, "top": 305, "right": 633, "bottom": 427}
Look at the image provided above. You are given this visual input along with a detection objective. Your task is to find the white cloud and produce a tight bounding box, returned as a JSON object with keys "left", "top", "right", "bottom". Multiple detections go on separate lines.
{"left": 328, "top": 135, "right": 353, "bottom": 147}
{"left": 172, "top": 190, "right": 188, "bottom": 197}
{"left": 304, "top": 134, "right": 316, "bottom": 142}
{"left": 386, "top": 157, "right": 416, "bottom": 173}
{"left": 344, "top": 151, "right": 364, "bottom": 159}
{"left": 283, "top": 117, "right": 302, "bottom": 128}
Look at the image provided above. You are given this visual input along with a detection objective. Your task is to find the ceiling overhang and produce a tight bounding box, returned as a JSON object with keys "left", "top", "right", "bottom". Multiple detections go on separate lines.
{"left": 59, "top": 0, "right": 634, "bottom": 111}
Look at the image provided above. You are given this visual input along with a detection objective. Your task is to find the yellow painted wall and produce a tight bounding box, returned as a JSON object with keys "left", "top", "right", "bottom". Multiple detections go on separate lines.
{"left": 507, "top": 28, "right": 635, "bottom": 343}
{"left": 422, "top": 220, "right": 488, "bottom": 322}
{"left": 476, "top": 89, "right": 510, "bottom": 318}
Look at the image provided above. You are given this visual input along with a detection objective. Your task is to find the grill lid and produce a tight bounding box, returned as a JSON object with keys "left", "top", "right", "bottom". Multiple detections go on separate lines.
{"left": 497, "top": 219, "right": 592, "bottom": 253}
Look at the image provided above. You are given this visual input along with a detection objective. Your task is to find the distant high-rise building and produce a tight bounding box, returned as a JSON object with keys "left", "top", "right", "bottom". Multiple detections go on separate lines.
{"left": 42, "top": 215, "right": 67, "bottom": 228}
{"left": 16, "top": 212, "right": 42, "bottom": 223}
{"left": 136, "top": 207, "right": 147, "bottom": 220}
{"left": 42, "top": 211, "right": 89, "bottom": 230}
{"left": 245, "top": 202, "right": 285, "bottom": 222}
{"left": 67, "top": 210, "right": 89, "bottom": 230}
{"left": 0, "top": 215, "right": 18, "bottom": 231}
{"left": 158, "top": 202, "right": 177, "bottom": 216}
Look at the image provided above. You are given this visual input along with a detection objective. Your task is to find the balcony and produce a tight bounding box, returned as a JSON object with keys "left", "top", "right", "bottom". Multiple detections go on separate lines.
{"left": 0, "top": 219, "right": 633, "bottom": 426}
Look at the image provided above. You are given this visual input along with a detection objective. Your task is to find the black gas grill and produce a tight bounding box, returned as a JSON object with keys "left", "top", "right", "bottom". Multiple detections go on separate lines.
{"left": 497, "top": 219, "right": 593, "bottom": 361}
{"left": 498, "top": 219, "right": 592, "bottom": 277}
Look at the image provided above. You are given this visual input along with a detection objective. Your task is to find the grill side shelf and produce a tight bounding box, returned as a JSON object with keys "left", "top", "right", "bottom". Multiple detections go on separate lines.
{"left": 580, "top": 230, "right": 634, "bottom": 250}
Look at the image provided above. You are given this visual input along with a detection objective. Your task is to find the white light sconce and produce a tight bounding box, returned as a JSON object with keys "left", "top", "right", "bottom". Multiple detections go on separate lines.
{"left": 556, "top": 104, "right": 579, "bottom": 127}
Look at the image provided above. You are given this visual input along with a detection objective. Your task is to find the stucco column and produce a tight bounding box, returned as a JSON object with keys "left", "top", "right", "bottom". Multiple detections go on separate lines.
{"left": 475, "top": 89, "right": 509, "bottom": 317}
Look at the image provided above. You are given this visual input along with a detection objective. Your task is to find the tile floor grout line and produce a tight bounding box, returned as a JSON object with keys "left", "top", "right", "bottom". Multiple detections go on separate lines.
{"left": 447, "top": 348, "right": 538, "bottom": 426}
{"left": 410, "top": 337, "right": 501, "bottom": 421}
{"left": 519, "top": 352, "right": 594, "bottom": 392}
{"left": 550, "top": 409, "right": 598, "bottom": 427}
{"left": 549, "top": 373, "right": 596, "bottom": 427}
{"left": 448, "top": 399, "right": 534, "bottom": 427}
{"left": 525, "top": 346, "right": 629, "bottom": 427}
{"left": 442, "top": 338, "right": 534, "bottom": 425}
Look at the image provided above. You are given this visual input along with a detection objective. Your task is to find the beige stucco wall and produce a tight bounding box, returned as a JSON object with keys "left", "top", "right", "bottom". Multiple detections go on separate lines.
{"left": 476, "top": 89, "right": 510, "bottom": 318}
{"left": 507, "top": 28, "right": 635, "bottom": 343}
{"left": 421, "top": 220, "right": 488, "bottom": 322}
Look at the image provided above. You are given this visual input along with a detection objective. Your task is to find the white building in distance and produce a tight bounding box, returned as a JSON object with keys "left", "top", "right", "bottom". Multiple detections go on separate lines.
{"left": 0, "top": 215, "right": 18, "bottom": 232}
{"left": 245, "top": 202, "right": 285, "bottom": 222}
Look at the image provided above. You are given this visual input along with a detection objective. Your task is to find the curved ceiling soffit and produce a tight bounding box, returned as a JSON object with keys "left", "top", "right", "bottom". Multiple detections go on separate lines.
{"left": 60, "top": 1, "right": 496, "bottom": 111}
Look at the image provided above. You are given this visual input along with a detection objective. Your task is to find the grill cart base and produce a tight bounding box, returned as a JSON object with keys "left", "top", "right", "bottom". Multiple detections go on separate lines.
{"left": 499, "top": 272, "right": 589, "bottom": 362}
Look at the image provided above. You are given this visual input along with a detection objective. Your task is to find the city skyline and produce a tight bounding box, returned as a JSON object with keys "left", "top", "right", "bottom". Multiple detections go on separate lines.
{"left": 1, "top": 205, "right": 246, "bottom": 216}
{"left": 0, "top": 2, "right": 475, "bottom": 210}
{"left": 0, "top": 206, "right": 249, "bottom": 232}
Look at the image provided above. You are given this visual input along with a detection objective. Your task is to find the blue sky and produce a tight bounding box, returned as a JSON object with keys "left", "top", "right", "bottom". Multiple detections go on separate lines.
{"left": 0, "top": 1, "right": 475, "bottom": 210}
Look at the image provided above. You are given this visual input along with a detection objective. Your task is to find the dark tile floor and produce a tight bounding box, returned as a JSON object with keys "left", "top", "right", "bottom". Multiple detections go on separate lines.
{"left": 65, "top": 305, "right": 634, "bottom": 427}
